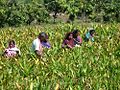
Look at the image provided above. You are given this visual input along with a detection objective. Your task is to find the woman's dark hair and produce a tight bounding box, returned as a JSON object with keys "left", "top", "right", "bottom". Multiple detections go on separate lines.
{"left": 39, "top": 32, "right": 46, "bottom": 38}
{"left": 90, "top": 30, "right": 95, "bottom": 35}
{"left": 38, "top": 32, "right": 49, "bottom": 42}
{"left": 72, "top": 29, "right": 79, "bottom": 38}
{"left": 9, "top": 40, "right": 15, "bottom": 45}
{"left": 65, "top": 32, "right": 73, "bottom": 40}
{"left": 38, "top": 32, "right": 49, "bottom": 39}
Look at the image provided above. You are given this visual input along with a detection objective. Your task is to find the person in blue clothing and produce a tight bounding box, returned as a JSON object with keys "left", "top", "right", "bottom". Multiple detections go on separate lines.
{"left": 40, "top": 32, "right": 51, "bottom": 48}
{"left": 31, "top": 32, "right": 51, "bottom": 56}
{"left": 84, "top": 28, "right": 95, "bottom": 42}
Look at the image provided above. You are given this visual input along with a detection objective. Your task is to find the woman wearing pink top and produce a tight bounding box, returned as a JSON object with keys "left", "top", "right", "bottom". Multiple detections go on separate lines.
{"left": 72, "top": 29, "right": 82, "bottom": 46}
{"left": 62, "top": 32, "right": 74, "bottom": 49}
{"left": 3, "top": 40, "right": 21, "bottom": 58}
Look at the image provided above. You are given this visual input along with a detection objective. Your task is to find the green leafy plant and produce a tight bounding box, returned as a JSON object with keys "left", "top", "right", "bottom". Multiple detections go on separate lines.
{"left": 0, "top": 23, "right": 120, "bottom": 89}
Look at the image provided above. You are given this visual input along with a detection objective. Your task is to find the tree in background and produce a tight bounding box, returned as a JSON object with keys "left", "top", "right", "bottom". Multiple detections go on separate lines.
{"left": 44, "top": 0, "right": 64, "bottom": 23}
{"left": 0, "top": 0, "right": 49, "bottom": 27}
{"left": 58, "top": 0, "right": 80, "bottom": 23}
{"left": 0, "top": 0, "right": 120, "bottom": 27}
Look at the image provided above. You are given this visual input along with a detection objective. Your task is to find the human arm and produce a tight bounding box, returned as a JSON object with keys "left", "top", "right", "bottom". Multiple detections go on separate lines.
{"left": 66, "top": 44, "right": 73, "bottom": 48}
{"left": 34, "top": 40, "right": 43, "bottom": 56}
{"left": 91, "top": 37, "right": 94, "bottom": 42}
{"left": 35, "top": 50, "right": 42, "bottom": 56}
{"left": 41, "top": 42, "right": 51, "bottom": 48}
{"left": 73, "top": 36, "right": 82, "bottom": 45}
{"left": 64, "top": 40, "right": 73, "bottom": 48}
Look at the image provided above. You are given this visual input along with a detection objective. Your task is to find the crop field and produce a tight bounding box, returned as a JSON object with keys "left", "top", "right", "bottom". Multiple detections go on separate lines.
{"left": 0, "top": 23, "right": 120, "bottom": 90}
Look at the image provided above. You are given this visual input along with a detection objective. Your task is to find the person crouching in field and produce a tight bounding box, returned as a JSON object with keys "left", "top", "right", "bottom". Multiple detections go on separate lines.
{"left": 72, "top": 29, "right": 82, "bottom": 46}
{"left": 3, "top": 40, "right": 21, "bottom": 58}
{"left": 41, "top": 32, "right": 51, "bottom": 48}
{"left": 84, "top": 28, "right": 95, "bottom": 42}
{"left": 32, "top": 32, "right": 51, "bottom": 56}
{"left": 62, "top": 32, "right": 74, "bottom": 49}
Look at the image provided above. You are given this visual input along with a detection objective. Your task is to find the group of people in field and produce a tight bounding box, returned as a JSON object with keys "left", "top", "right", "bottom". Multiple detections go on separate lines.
{"left": 3, "top": 28, "right": 95, "bottom": 58}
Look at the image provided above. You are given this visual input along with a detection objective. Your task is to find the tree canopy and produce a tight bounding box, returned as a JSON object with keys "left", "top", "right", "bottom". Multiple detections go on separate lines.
{"left": 0, "top": 0, "right": 120, "bottom": 27}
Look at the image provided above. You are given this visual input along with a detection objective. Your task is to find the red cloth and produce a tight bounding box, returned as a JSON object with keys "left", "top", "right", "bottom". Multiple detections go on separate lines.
{"left": 62, "top": 39, "right": 74, "bottom": 48}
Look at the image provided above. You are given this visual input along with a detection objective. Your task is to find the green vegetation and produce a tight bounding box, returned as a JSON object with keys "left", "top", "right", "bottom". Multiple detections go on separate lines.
{"left": 0, "top": 23, "right": 120, "bottom": 89}
{"left": 0, "top": 0, "right": 120, "bottom": 89}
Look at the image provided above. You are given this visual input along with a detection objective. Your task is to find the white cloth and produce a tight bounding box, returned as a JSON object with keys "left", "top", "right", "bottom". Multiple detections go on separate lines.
{"left": 32, "top": 38, "right": 43, "bottom": 52}
{"left": 5, "top": 47, "right": 21, "bottom": 57}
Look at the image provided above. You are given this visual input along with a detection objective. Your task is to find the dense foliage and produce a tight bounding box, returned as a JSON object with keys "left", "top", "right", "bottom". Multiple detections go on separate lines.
{"left": 0, "top": 0, "right": 120, "bottom": 27}
{"left": 0, "top": 0, "right": 49, "bottom": 27}
{"left": 0, "top": 23, "right": 120, "bottom": 89}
